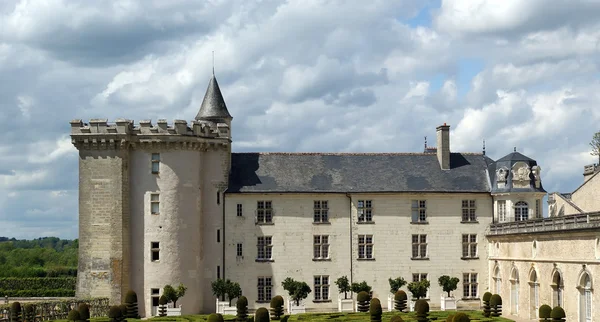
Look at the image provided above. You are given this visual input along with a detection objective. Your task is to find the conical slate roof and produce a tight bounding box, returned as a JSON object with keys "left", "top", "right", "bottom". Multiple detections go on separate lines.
{"left": 195, "top": 75, "right": 232, "bottom": 120}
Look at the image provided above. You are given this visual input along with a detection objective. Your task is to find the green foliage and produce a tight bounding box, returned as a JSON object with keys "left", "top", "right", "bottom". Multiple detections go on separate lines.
{"left": 0, "top": 288, "right": 75, "bottom": 297}
{"left": 390, "top": 316, "right": 404, "bottom": 322}
{"left": 118, "top": 304, "right": 127, "bottom": 322}
{"left": 438, "top": 276, "right": 459, "bottom": 297}
{"left": 490, "top": 294, "right": 502, "bottom": 317}
{"left": 369, "top": 298, "right": 382, "bottom": 322}
{"left": 236, "top": 296, "right": 249, "bottom": 321}
{"left": 211, "top": 279, "right": 228, "bottom": 300}
{"left": 270, "top": 295, "right": 284, "bottom": 320}
{"left": 482, "top": 292, "right": 492, "bottom": 317}
{"left": 351, "top": 281, "right": 372, "bottom": 294}
{"left": 335, "top": 276, "right": 351, "bottom": 299}
{"left": 227, "top": 281, "right": 242, "bottom": 306}
{"left": 446, "top": 314, "right": 455, "bottom": 322}
{"left": 78, "top": 303, "right": 90, "bottom": 322}
{"left": 414, "top": 299, "right": 429, "bottom": 322}
{"left": 0, "top": 237, "right": 78, "bottom": 278}
{"left": 108, "top": 305, "right": 122, "bottom": 322}
{"left": 280, "top": 315, "right": 290, "bottom": 322}
{"left": 255, "top": 307, "right": 270, "bottom": 322}
{"left": 388, "top": 277, "right": 407, "bottom": 294}
{"left": 0, "top": 277, "right": 76, "bottom": 296}
{"left": 208, "top": 313, "right": 225, "bottom": 322}
{"left": 125, "top": 289, "right": 139, "bottom": 318}
{"left": 159, "top": 295, "right": 168, "bottom": 317}
{"left": 590, "top": 131, "right": 600, "bottom": 162}
{"left": 356, "top": 291, "right": 370, "bottom": 312}
{"left": 281, "top": 278, "right": 312, "bottom": 306}
{"left": 23, "top": 304, "right": 35, "bottom": 322}
{"left": 407, "top": 280, "right": 430, "bottom": 300}
{"left": 550, "top": 306, "right": 566, "bottom": 321}
{"left": 67, "top": 309, "right": 80, "bottom": 322}
{"left": 539, "top": 304, "right": 552, "bottom": 319}
{"left": 452, "top": 312, "right": 470, "bottom": 322}
{"left": 10, "top": 301, "right": 22, "bottom": 322}
{"left": 163, "top": 283, "right": 187, "bottom": 307}
{"left": 394, "top": 290, "right": 407, "bottom": 312}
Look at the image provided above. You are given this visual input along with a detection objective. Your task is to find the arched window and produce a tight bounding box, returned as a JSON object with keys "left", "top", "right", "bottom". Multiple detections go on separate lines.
{"left": 510, "top": 267, "right": 520, "bottom": 314}
{"left": 529, "top": 269, "right": 539, "bottom": 319}
{"left": 578, "top": 271, "right": 592, "bottom": 322}
{"left": 493, "top": 265, "right": 501, "bottom": 294}
{"left": 515, "top": 201, "right": 529, "bottom": 221}
{"left": 551, "top": 270, "right": 564, "bottom": 307}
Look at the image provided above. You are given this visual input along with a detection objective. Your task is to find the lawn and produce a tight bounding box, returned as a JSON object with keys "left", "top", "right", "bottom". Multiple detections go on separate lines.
{"left": 50, "top": 311, "right": 514, "bottom": 322}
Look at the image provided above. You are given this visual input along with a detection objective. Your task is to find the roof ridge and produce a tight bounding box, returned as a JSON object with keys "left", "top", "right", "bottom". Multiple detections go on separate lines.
{"left": 231, "top": 152, "right": 485, "bottom": 156}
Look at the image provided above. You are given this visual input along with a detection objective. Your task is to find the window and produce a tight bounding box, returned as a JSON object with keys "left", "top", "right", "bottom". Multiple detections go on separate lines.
{"left": 217, "top": 229, "right": 220, "bottom": 243}
{"left": 358, "top": 235, "right": 373, "bottom": 259}
{"left": 151, "top": 242, "right": 160, "bottom": 262}
{"left": 217, "top": 191, "right": 220, "bottom": 205}
{"left": 535, "top": 199, "right": 540, "bottom": 218}
{"left": 461, "top": 200, "right": 477, "bottom": 222}
{"left": 314, "top": 276, "right": 330, "bottom": 301}
{"left": 257, "top": 236, "right": 273, "bottom": 261}
{"left": 151, "top": 153, "right": 160, "bottom": 174}
{"left": 357, "top": 200, "right": 373, "bottom": 222}
{"left": 217, "top": 265, "right": 220, "bottom": 279}
{"left": 411, "top": 200, "right": 427, "bottom": 223}
{"left": 462, "top": 234, "right": 478, "bottom": 258}
{"left": 150, "top": 193, "right": 160, "bottom": 215}
{"left": 257, "top": 277, "right": 272, "bottom": 302}
{"left": 314, "top": 201, "right": 329, "bottom": 223}
{"left": 463, "top": 273, "right": 478, "bottom": 298}
{"left": 151, "top": 288, "right": 160, "bottom": 308}
{"left": 237, "top": 204, "right": 243, "bottom": 217}
{"left": 313, "top": 235, "right": 330, "bottom": 259}
{"left": 411, "top": 235, "right": 427, "bottom": 259}
{"left": 497, "top": 201, "right": 506, "bottom": 223}
{"left": 256, "top": 201, "right": 273, "bottom": 224}
{"left": 236, "top": 243, "right": 243, "bottom": 257}
{"left": 515, "top": 201, "right": 529, "bottom": 221}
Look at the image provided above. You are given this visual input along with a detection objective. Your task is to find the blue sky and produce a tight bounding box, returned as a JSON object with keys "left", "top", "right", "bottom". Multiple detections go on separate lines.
{"left": 1, "top": 0, "right": 600, "bottom": 239}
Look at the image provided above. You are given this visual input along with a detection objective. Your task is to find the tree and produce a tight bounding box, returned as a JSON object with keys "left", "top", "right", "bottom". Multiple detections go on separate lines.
{"left": 388, "top": 277, "right": 407, "bottom": 294}
{"left": 163, "top": 283, "right": 187, "bottom": 307}
{"left": 351, "top": 281, "right": 372, "bottom": 294}
{"left": 211, "top": 279, "right": 227, "bottom": 301}
{"left": 407, "top": 279, "right": 430, "bottom": 300}
{"left": 438, "top": 275, "right": 459, "bottom": 297}
{"left": 591, "top": 131, "right": 600, "bottom": 163}
{"left": 281, "top": 277, "right": 312, "bottom": 306}
{"left": 335, "top": 276, "right": 351, "bottom": 299}
{"left": 226, "top": 280, "right": 242, "bottom": 306}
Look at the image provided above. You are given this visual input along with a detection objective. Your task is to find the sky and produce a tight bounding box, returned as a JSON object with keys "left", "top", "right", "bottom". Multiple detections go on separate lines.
{"left": 1, "top": 0, "right": 600, "bottom": 239}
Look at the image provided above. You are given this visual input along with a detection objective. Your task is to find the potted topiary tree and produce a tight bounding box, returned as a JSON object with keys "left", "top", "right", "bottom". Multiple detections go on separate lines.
{"left": 356, "top": 291, "right": 370, "bottom": 312}
{"left": 225, "top": 280, "right": 242, "bottom": 315}
{"left": 351, "top": 281, "right": 372, "bottom": 312}
{"left": 163, "top": 283, "right": 187, "bottom": 316}
{"left": 212, "top": 279, "right": 229, "bottom": 313}
{"left": 394, "top": 290, "right": 408, "bottom": 312}
{"left": 438, "top": 275, "right": 459, "bottom": 311}
{"left": 335, "top": 276, "right": 354, "bottom": 312}
{"left": 407, "top": 279, "right": 430, "bottom": 312}
{"left": 281, "top": 278, "right": 311, "bottom": 314}
{"left": 388, "top": 277, "right": 407, "bottom": 312}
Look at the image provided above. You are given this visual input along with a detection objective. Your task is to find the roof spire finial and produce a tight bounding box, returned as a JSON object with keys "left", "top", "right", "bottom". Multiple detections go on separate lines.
{"left": 483, "top": 139, "right": 486, "bottom": 155}
{"left": 424, "top": 136, "right": 427, "bottom": 149}
{"left": 514, "top": 147, "right": 517, "bottom": 152}
{"left": 212, "top": 50, "right": 215, "bottom": 75}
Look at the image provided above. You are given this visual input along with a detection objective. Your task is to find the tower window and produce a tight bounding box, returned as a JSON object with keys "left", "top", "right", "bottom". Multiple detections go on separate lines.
{"left": 217, "top": 229, "right": 220, "bottom": 243}
{"left": 236, "top": 204, "right": 243, "bottom": 217}
{"left": 217, "top": 191, "right": 220, "bottom": 205}
{"left": 150, "top": 193, "right": 160, "bottom": 215}
{"left": 151, "top": 242, "right": 160, "bottom": 262}
{"left": 151, "top": 153, "right": 160, "bottom": 174}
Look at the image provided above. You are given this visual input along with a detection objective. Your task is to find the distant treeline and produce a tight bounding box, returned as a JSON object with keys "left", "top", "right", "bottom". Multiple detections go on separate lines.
{"left": 0, "top": 237, "right": 78, "bottom": 278}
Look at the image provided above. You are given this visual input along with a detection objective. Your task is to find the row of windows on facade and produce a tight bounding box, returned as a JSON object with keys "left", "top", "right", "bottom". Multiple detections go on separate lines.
{"left": 147, "top": 233, "right": 478, "bottom": 263}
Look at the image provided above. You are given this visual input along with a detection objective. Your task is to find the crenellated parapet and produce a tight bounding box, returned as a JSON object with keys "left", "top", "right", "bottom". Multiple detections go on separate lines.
{"left": 70, "top": 118, "right": 231, "bottom": 151}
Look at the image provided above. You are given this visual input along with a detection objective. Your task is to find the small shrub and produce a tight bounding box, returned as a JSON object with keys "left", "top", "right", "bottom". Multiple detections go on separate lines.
{"left": 108, "top": 306, "right": 122, "bottom": 322}
{"left": 394, "top": 290, "right": 407, "bottom": 312}
{"left": 490, "top": 294, "right": 502, "bottom": 317}
{"left": 208, "top": 313, "right": 225, "bottom": 322}
{"left": 281, "top": 315, "right": 290, "bottom": 322}
{"left": 255, "top": 307, "right": 270, "bottom": 322}
{"left": 357, "top": 291, "right": 370, "bottom": 312}
{"left": 452, "top": 312, "right": 470, "bottom": 322}
{"left": 281, "top": 278, "right": 311, "bottom": 306}
{"left": 10, "top": 302, "right": 22, "bottom": 322}
{"left": 550, "top": 306, "right": 566, "bottom": 321}
{"left": 335, "top": 276, "right": 351, "bottom": 300}
{"left": 24, "top": 304, "right": 35, "bottom": 322}
{"left": 118, "top": 304, "right": 127, "bottom": 322}
{"left": 125, "top": 289, "right": 139, "bottom": 318}
{"left": 446, "top": 314, "right": 455, "bottom": 322}
{"left": 78, "top": 303, "right": 90, "bottom": 322}
{"left": 247, "top": 316, "right": 254, "bottom": 322}
{"left": 407, "top": 280, "right": 430, "bottom": 300}
{"left": 67, "top": 309, "right": 80, "bottom": 322}
{"left": 159, "top": 295, "right": 168, "bottom": 317}
{"left": 390, "top": 316, "right": 404, "bottom": 322}
{"left": 414, "top": 299, "right": 429, "bottom": 322}
{"left": 369, "top": 298, "right": 382, "bottom": 322}
{"left": 270, "top": 295, "right": 284, "bottom": 320}
{"left": 539, "top": 304, "right": 552, "bottom": 320}
{"left": 351, "top": 281, "right": 372, "bottom": 294}
{"left": 482, "top": 292, "right": 492, "bottom": 317}
{"left": 388, "top": 277, "right": 407, "bottom": 294}
{"left": 236, "top": 296, "right": 249, "bottom": 321}
{"left": 438, "top": 275, "right": 459, "bottom": 297}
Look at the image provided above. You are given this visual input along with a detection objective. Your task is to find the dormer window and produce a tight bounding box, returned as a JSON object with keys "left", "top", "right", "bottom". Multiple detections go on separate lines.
{"left": 515, "top": 201, "right": 529, "bottom": 221}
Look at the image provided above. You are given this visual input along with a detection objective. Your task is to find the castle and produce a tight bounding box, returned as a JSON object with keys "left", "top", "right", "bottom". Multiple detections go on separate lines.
{"left": 70, "top": 74, "right": 598, "bottom": 321}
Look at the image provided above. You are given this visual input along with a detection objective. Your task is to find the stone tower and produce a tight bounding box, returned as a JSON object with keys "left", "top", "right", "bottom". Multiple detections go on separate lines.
{"left": 70, "top": 74, "right": 232, "bottom": 316}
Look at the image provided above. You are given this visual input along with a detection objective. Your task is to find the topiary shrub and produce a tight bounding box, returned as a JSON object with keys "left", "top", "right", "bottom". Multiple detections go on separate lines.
{"left": 67, "top": 309, "right": 80, "bottom": 322}
{"left": 24, "top": 304, "right": 35, "bottom": 322}
{"left": 208, "top": 313, "right": 225, "bottom": 322}
{"left": 539, "top": 304, "right": 552, "bottom": 321}
{"left": 78, "top": 303, "right": 90, "bottom": 322}
{"left": 125, "top": 290, "right": 139, "bottom": 318}
{"left": 369, "top": 298, "right": 382, "bottom": 322}
{"left": 280, "top": 315, "right": 289, "bottom": 322}
{"left": 108, "top": 306, "right": 122, "bottom": 322}
{"left": 550, "top": 306, "right": 566, "bottom": 321}
{"left": 490, "top": 294, "right": 502, "bottom": 317}
{"left": 255, "top": 307, "right": 270, "bottom": 322}
{"left": 118, "top": 304, "right": 127, "bottom": 322}
{"left": 390, "top": 316, "right": 404, "bottom": 322}
{"left": 446, "top": 314, "right": 455, "bottom": 322}
{"left": 452, "top": 312, "right": 470, "bottom": 322}
{"left": 357, "top": 291, "right": 370, "bottom": 312}
{"left": 394, "top": 290, "right": 407, "bottom": 312}
{"left": 236, "top": 296, "right": 249, "bottom": 322}
{"left": 159, "top": 295, "right": 168, "bottom": 317}
{"left": 10, "top": 302, "right": 22, "bottom": 322}
{"left": 270, "top": 295, "right": 284, "bottom": 320}
{"left": 414, "top": 299, "right": 429, "bottom": 322}
{"left": 482, "top": 292, "right": 492, "bottom": 317}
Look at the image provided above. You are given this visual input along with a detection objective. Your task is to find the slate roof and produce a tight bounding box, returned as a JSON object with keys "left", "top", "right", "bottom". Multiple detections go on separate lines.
{"left": 489, "top": 151, "right": 546, "bottom": 193}
{"left": 227, "top": 152, "right": 493, "bottom": 193}
{"left": 196, "top": 75, "right": 232, "bottom": 121}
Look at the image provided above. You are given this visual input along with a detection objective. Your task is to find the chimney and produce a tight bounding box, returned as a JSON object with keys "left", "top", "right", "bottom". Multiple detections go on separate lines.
{"left": 436, "top": 123, "right": 450, "bottom": 170}
{"left": 583, "top": 164, "right": 599, "bottom": 183}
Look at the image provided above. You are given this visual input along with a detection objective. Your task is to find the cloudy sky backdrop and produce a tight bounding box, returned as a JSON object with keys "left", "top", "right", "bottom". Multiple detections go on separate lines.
{"left": 1, "top": 0, "right": 599, "bottom": 239}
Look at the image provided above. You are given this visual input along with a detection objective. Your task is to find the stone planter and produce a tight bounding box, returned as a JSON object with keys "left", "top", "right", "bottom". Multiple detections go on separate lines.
{"left": 223, "top": 306, "right": 237, "bottom": 315}
{"left": 440, "top": 296, "right": 457, "bottom": 311}
{"left": 388, "top": 294, "right": 394, "bottom": 312}
{"left": 287, "top": 298, "right": 306, "bottom": 315}
{"left": 216, "top": 299, "right": 230, "bottom": 314}
{"left": 166, "top": 307, "right": 182, "bottom": 316}
{"left": 338, "top": 298, "right": 354, "bottom": 312}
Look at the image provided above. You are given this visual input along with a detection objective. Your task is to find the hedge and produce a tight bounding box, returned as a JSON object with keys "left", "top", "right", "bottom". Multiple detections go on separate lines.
{"left": 0, "top": 289, "right": 75, "bottom": 297}
{"left": 0, "top": 277, "right": 76, "bottom": 290}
